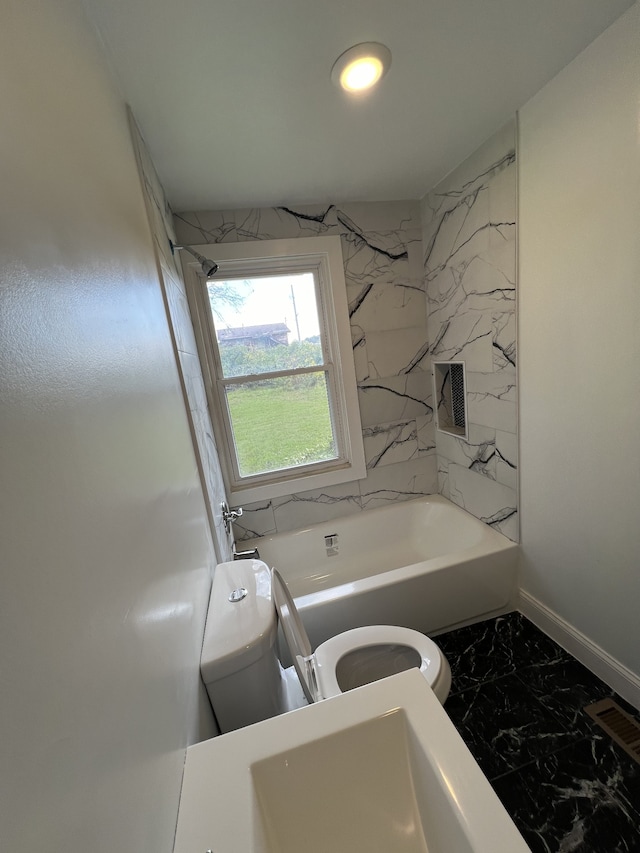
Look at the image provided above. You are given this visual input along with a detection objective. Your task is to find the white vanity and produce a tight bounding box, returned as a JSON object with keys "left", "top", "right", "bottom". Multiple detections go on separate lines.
{"left": 174, "top": 669, "right": 530, "bottom": 852}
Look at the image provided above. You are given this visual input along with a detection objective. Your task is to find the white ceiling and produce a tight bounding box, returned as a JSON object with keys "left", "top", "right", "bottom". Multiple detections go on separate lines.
{"left": 84, "top": 0, "right": 633, "bottom": 211}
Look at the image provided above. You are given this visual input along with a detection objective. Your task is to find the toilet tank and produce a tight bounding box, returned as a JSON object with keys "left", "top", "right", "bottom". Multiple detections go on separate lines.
{"left": 201, "top": 559, "right": 284, "bottom": 733}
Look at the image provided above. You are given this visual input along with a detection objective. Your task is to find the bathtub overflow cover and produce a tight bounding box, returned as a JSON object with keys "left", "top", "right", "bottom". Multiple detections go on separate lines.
{"left": 228, "top": 587, "right": 248, "bottom": 603}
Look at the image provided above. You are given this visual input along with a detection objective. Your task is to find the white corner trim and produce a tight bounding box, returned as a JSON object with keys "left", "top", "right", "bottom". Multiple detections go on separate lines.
{"left": 518, "top": 590, "right": 640, "bottom": 711}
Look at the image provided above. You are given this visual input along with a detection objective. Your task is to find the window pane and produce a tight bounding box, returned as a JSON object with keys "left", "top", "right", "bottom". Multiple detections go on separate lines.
{"left": 208, "top": 273, "right": 323, "bottom": 378}
{"left": 225, "top": 373, "right": 338, "bottom": 477}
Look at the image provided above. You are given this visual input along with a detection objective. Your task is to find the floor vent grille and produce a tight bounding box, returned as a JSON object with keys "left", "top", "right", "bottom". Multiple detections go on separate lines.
{"left": 584, "top": 698, "right": 640, "bottom": 764}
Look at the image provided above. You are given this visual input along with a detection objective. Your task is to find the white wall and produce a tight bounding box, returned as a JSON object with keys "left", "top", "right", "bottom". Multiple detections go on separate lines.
{"left": 0, "top": 1, "right": 216, "bottom": 851}
{"left": 129, "top": 116, "right": 233, "bottom": 563}
{"left": 518, "top": 4, "right": 640, "bottom": 682}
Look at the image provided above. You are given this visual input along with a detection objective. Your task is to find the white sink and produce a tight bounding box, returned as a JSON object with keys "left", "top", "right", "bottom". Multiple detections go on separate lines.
{"left": 174, "top": 669, "right": 530, "bottom": 853}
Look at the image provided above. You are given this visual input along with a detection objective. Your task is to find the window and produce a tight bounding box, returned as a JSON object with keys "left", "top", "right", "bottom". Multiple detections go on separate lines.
{"left": 184, "top": 236, "right": 365, "bottom": 504}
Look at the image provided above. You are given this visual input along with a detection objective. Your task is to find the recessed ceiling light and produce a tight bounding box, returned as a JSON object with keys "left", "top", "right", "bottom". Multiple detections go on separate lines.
{"left": 331, "top": 42, "right": 392, "bottom": 93}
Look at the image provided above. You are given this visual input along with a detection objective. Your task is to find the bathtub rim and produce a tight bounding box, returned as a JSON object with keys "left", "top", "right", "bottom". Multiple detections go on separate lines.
{"left": 244, "top": 494, "right": 518, "bottom": 603}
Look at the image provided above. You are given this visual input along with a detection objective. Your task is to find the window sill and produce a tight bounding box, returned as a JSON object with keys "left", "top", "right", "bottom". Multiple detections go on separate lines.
{"left": 227, "top": 456, "right": 366, "bottom": 505}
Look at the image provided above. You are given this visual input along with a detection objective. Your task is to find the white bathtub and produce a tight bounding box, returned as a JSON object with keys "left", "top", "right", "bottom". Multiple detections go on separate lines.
{"left": 245, "top": 495, "right": 519, "bottom": 650}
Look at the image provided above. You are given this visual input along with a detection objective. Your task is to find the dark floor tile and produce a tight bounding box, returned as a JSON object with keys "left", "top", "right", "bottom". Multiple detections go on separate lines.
{"left": 437, "top": 612, "right": 570, "bottom": 695}
{"left": 498, "top": 612, "right": 573, "bottom": 667}
{"left": 515, "top": 656, "right": 617, "bottom": 738}
{"left": 438, "top": 611, "right": 640, "bottom": 851}
{"left": 492, "top": 736, "right": 640, "bottom": 853}
{"left": 436, "top": 614, "right": 520, "bottom": 693}
{"left": 444, "top": 672, "right": 583, "bottom": 779}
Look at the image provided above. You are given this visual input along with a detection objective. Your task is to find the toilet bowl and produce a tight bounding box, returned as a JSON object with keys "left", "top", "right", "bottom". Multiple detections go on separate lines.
{"left": 201, "top": 559, "right": 451, "bottom": 733}
{"left": 272, "top": 568, "right": 451, "bottom": 706}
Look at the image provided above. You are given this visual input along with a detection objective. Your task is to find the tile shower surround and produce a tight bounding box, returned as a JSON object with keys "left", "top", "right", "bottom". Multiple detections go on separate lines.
{"left": 437, "top": 613, "right": 640, "bottom": 852}
{"left": 422, "top": 122, "right": 518, "bottom": 542}
{"left": 175, "top": 155, "right": 518, "bottom": 543}
{"left": 174, "top": 202, "right": 439, "bottom": 539}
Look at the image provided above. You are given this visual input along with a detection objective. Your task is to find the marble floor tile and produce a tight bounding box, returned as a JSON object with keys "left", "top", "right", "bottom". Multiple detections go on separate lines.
{"left": 435, "top": 619, "right": 519, "bottom": 693}
{"left": 436, "top": 612, "right": 640, "bottom": 853}
{"left": 515, "top": 656, "right": 618, "bottom": 738}
{"left": 436, "top": 612, "right": 570, "bottom": 695}
{"left": 491, "top": 737, "right": 640, "bottom": 853}
{"left": 444, "top": 673, "right": 583, "bottom": 779}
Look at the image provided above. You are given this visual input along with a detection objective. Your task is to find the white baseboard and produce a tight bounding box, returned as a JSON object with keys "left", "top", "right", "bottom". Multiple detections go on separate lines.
{"left": 518, "top": 590, "right": 640, "bottom": 711}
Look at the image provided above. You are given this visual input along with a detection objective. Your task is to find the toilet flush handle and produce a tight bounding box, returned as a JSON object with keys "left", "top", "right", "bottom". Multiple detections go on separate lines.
{"left": 228, "top": 587, "right": 248, "bottom": 603}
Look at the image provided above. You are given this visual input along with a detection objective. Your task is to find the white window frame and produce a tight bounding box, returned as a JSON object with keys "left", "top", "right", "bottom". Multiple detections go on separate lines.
{"left": 183, "top": 236, "right": 365, "bottom": 504}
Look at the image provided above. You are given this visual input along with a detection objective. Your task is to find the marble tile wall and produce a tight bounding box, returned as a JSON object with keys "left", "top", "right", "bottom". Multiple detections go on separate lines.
{"left": 421, "top": 122, "right": 518, "bottom": 541}
{"left": 129, "top": 113, "right": 233, "bottom": 561}
{"left": 174, "top": 203, "right": 437, "bottom": 538}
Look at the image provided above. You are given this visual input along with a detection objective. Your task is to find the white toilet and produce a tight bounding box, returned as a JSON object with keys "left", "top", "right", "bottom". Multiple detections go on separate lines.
{"left": 201, "top": 559, "right": 451, "bottom": 733}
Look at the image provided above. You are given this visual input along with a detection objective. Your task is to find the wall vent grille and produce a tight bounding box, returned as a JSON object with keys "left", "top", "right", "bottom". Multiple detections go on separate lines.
{"left": 584, "top": 698, "right": 640, "bottom": 765}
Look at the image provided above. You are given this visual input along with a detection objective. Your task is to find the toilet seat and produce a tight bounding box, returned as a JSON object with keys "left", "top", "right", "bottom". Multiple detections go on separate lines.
{"left": 272, "top": 569, "right": 451, "bottom": 705}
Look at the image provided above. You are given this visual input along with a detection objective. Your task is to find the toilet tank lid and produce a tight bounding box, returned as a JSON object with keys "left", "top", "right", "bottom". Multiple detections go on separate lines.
{"left": 201, "top": 560, "right": 277, "bottom": 683}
